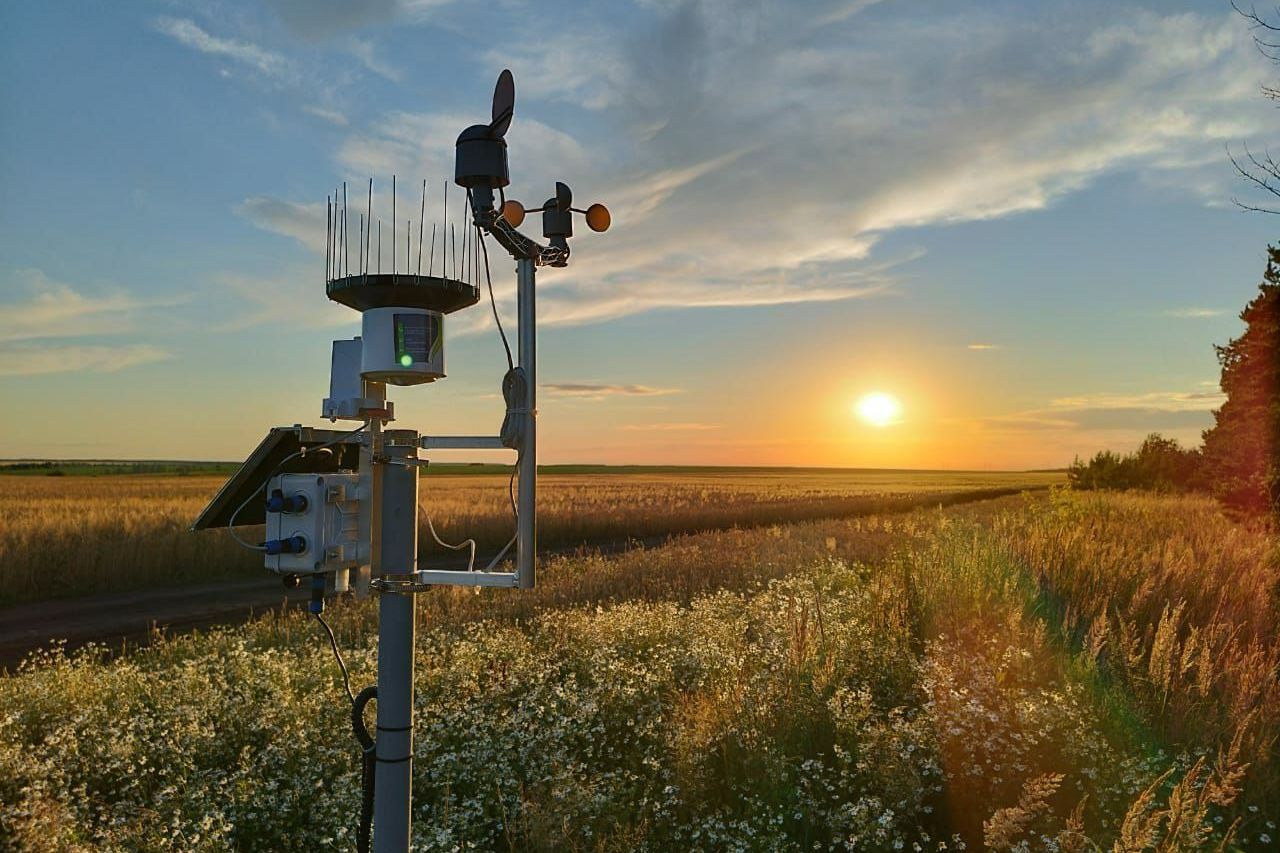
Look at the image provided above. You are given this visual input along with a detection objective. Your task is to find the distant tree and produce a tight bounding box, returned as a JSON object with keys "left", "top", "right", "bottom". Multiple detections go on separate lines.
{"left": 1200, "top": 245, "right": 1280, "bottom": 517}
{"left": 1132, "top": 433, "right": 1202, "bottom": 489}
{"left": 1067, "top": 433, "right": 1200, "bottom": 492}
{"left": 1230, "top": 3, "right": 1280, "bottom": 213}
{"left": 1068, "top": 450, "right": 1133, "bottom": 491}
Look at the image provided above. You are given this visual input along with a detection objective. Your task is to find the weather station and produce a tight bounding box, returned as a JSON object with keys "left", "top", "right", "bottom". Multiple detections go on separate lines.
{"left": 192, "top": 70, "right": 610, "bottom": 853}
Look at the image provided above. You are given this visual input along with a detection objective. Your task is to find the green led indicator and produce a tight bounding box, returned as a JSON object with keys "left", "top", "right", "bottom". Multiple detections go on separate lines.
{"left": 399, "top": 353, "right": 413, "bottom": 367}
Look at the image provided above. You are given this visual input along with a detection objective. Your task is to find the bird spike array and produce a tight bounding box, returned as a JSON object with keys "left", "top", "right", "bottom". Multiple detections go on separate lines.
{"left": 324, "top": 176, "right": 486, "bottom": 287}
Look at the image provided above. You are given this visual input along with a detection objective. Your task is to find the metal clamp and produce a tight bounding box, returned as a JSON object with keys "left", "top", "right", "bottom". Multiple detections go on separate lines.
{"left": 370, "top": 576, "right": 432, "bottom": 595}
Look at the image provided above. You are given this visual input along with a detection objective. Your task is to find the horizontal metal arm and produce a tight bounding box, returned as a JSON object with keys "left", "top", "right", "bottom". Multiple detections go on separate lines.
{"left": 413, "top": 570, "right": 520, "bottom": 588}
{"left": 420, "top": 435, "right": 507, "bottom": 450}
{"left": 474, "top": 203, "right": 568, "bottom": 267}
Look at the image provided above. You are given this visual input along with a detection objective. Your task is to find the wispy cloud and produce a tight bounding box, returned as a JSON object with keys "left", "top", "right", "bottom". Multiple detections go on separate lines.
{"left": 303, "top": 105, "right": 349, "bottom": 126}
{"left": 215, "top": 267, "right": 354, "bottom": 330}
{"left": 1063, "top": 407, "right": 1216, "bottom": 431}
{"left": 1049, "top": 389, "right": 1224, "bottom": 411}
{"left": 618, "top": 422, "right": 720, "bottom": 431}
{"left": 336, "top": 111, "right": 593, "bottom": 192}
{"left": 0, "top": 344, "right": 169, "bottom": 376}
{"left": 237, "top": 197, "right": 327, "bottom": 252}
{"left": 951, "top": 383, "right": 1225, "bottom": 440}
{"left": 1164, "top": 307, "right": 1226, "bottom": 318}
{"left": 484, "top": 30, "right": 630, "bottom": 110}
{"left": 0, "top": 269, "right": 179, "bottom": 343}
{"left": 264, "top": 0, "right": 461, "bottom": 38}
{"left": 347, "top": 38, "right": 402, "bottom": 82}
{"left": 265, "top": 0, "right": 400, "bottom": 38}
{"left": 967, "top": 343, "right": 1002, "bottom": 351}
{"left": 543, "top": 382, "right": 681, "bottom": 399}
{"left": 152, "top": 17, "right": 292, "bottom": 81}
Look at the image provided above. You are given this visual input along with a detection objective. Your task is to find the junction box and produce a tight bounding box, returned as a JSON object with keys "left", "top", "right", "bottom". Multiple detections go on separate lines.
{"left": 264, "top": 472, "right": 363, "bottom": 583}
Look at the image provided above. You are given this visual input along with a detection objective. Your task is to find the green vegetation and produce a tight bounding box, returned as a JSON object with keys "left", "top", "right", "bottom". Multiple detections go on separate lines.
{"left": 1067, "top": 433, "right": 1201, "bottom": 493}
{"left": 0, "top": 460, "right": 242, "bottom": 477}
{"left": 2, "top": 491, "right": 1273, "bottom": 851}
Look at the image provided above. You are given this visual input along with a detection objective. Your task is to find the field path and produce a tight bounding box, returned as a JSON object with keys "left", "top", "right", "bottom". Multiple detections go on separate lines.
{"left": 1, "top": 536, "right": 692, "bottom": 669}
{"left": 0, "top": 487, "right": 1040, "bottom": 669}
{"left": 0, "top": 549, "right": 514, "bottom": 670}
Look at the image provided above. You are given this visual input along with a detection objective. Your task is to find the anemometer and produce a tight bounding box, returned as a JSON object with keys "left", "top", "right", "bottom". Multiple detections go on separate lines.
{"left": 193, "top": 70, "right": 609, "bottom": 853}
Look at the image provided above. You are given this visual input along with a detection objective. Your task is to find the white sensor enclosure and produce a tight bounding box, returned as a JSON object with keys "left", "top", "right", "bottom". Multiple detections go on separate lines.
{"left": 323, "top": 338, "right": 395, "bottom": 421}
{"left": 360, "top": 307, "right": 444, "bottom": 385}
{"left": 264, "top": 472, "right": 363, "bottom": 575}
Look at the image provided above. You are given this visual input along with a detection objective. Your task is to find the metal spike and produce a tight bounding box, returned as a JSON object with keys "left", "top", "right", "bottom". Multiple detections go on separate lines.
{"left": 417, "top": 179, "right": 426, "bottom": 276}
{"left": 365, "top": 179, "right": 373, "bottom": 281}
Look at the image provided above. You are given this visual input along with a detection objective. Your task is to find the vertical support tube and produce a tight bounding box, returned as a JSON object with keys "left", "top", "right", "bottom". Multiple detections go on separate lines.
{"left": 516, "top": 258, "right": 536, "bottom": 589}
{"left": 355, "top": 381, "right": 386, "bottom": 599}
{"left": 373, "top": 438, "right": 419, "bottom": 853}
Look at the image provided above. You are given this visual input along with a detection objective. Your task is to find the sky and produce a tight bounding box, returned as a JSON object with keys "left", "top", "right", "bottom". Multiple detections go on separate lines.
{"left": 1, "top": 0, "right": 1278, "bottom": 469}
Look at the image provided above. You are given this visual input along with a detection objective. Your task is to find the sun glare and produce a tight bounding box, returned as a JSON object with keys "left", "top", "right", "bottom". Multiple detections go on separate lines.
{"left": 855, "top": 392, "right": 902, "bottom": 427}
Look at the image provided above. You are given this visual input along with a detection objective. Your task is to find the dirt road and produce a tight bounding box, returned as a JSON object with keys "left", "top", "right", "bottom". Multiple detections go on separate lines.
{"left": 0, "top": 487, "right": 1042, "bottom": 669}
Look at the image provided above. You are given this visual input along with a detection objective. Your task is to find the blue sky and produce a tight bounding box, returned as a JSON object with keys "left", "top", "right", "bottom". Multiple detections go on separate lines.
{"left": 1, "top": 0, "right": 1277, "bottom": 468}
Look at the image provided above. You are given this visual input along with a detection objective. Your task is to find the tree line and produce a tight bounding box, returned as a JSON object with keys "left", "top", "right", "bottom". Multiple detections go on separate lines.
{"left": 1069, "top": 245, "right": 1280, "bottom": 520}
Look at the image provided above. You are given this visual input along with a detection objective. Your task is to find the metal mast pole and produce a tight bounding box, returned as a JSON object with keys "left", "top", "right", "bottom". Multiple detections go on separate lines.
{"left": 373, "top": 434, "right": 420, "bottom": 853}
{"left": 516, "top": 257, "right": 536, "bottom": 589}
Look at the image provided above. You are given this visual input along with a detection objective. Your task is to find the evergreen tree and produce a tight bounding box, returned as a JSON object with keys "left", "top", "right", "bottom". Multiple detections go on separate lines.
{"left": 1200, "top": 245, "right": 1280, "bottom": 517}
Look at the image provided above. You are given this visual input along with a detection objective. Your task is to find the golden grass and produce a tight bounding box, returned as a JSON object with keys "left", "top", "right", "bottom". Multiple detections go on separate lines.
{"left": 990, "top": 488, "right": 1280, "bottom": 815}
{"left": 2, "top": 490, "right": 1273, "bottom": 850}
{"left": 0, "top": 469, "right": 1057, "bottom": 605}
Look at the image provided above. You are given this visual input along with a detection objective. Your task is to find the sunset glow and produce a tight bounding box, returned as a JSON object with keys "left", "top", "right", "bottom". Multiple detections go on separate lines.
{"left": 0, "top": 1, "right": 1274, "bottom": 473}
{"left": 856, "top": 393, "right": 902, "bottom": 427}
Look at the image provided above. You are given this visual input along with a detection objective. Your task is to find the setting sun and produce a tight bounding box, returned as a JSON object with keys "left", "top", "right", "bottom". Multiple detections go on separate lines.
{"left": 855, "top": 392, "right": 902, "bottom": 427}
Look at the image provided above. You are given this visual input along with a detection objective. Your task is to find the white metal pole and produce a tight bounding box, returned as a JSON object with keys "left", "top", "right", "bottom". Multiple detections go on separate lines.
{"left": 373, "top": 436, "right": 419, "bottom": 853}
{"left": 516, "top": 257, "right": 536, "bottom": 589}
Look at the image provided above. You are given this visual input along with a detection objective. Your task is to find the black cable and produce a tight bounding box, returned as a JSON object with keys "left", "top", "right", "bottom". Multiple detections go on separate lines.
{"left": 312, "top": 584, "right": 376, "bottom": 850}
{"left": 352, "top": 687, "right": 378, "bottom": 853}
{"left": 314, "top": 612, "right": 355, "bottom": 704}
{"left": 317, "top": 612, "right": 377, "bottom": 851}
{"left": 476, "top": 208, "right": 514, "bottom": 371}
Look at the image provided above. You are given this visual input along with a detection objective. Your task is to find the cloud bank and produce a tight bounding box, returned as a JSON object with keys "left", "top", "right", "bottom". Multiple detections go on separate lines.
{"left": 237, "top": 2, "right": 1272, "bottom": 334}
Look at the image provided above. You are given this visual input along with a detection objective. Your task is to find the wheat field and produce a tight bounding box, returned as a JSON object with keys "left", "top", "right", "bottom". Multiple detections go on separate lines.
{"left": 1, "top": 488, "right": 1275, "bottom": 851}
{"left": 0, "top": 469, "right": 1058, "bottom": 606}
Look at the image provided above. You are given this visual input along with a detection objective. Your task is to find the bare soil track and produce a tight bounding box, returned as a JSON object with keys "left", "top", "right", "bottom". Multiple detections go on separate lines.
{"left": 0, "top": 487, "right": 1042, "bottom": 670}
